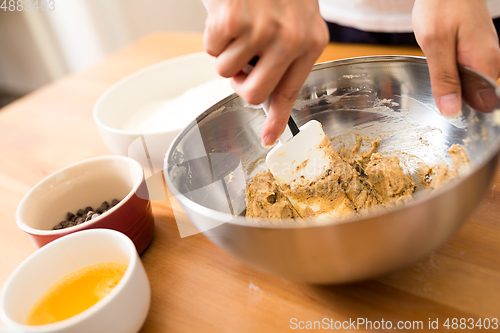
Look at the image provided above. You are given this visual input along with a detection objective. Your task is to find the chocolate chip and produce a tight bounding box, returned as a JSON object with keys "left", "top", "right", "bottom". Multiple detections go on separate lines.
{"left": 96, "top": 203, "right": 108, "bottom": 214}
{"left": 266, "top": 194, "right": 277, "bottom": 204}
{"left": 97, "top": 201, "right": 110, "bottom": 213}
{"left": 54, "top": 198, "right": 121, "bottom": 230}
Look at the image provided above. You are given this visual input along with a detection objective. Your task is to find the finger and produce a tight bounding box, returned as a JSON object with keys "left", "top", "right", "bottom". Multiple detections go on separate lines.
{"left": 456, "top": 3, "right": 500, "bottom": 80}
{"left": 203, "top": 22, "right": 231, "bottom": 57}
{"left": 420, "top": 35, "right": 462, "bottom": 117}
{"left": 203, "top": 6, "right": 244, "bottom": 57}
{"left": 214, "top": 18, "right": 277, "bottom": 78}
{"left": 463, "top": 51, "right": 500, "bottom": 81}
{"left": 231, "top": 49, "right": 295, "bottom": 105}
{"left": 457, "top": 41, "right": 500, "bottom": 112}
{"left": 214, "top": 38, "right": 261, "bottom": 78}
{"left": 261, "top": 54, "right": 317, "bottom": 146}
{"left": 458, "top": 34, "right": 500, "bottom": 80}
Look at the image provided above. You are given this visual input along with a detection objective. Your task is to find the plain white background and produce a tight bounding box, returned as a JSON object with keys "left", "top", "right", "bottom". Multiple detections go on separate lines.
{"left": 0, "top": 0, "right": 207, "bottom": 96}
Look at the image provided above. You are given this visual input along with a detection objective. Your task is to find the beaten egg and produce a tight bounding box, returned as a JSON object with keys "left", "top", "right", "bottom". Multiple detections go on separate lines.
{"left": 26, "top": 263, "right": 127, "bottom": 325}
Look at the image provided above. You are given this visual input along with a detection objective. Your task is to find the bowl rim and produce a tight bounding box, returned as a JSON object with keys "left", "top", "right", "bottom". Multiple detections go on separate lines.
{"left": 164, "top": 55, "right": 500, "bottom": 229}
{"left": 92, "top": 51, "right": 219, "bottom": 136}
{"left": 0, "top": 229, "right": 142, "bottom": 331}
{"left": 16, "top": 155, "right": 144, "bottom": 236}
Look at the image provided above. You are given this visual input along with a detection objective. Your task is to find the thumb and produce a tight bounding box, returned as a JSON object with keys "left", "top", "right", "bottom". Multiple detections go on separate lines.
{"left": 423, "top": 42, "right": 462, "bottom": 117}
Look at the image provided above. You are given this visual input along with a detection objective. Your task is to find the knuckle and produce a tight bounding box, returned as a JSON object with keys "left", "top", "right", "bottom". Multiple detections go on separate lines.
{"left": 490, "top": 46, "right": 500, "bottom": 63}
{"left": 212, "top": 8, "right": 241, "bottom": 39}
{"left": 238, "top": 86, "right": 266, "bottom": 105}
{"left": 244, "top": 92, "right": 265, "bottom": 106}
{"left": 310, "top": 21, "right": 329, "bottom": 52}
{"left": 416, "top": 31, "right": 435, "bottom": 49}
{"left": 278, "top": 20, "right": 307, "bottom": 54}
{"left": 224, "top": 9, "right": 247, "bottom": 36}
{"left": 225, "top": 17, "right": 240, "bottom": 35}
{"left": 434, "top": 70, "right": 461, "bottom": 89}
{"left": 203, "top": 37, "right": 217, "bottom": 57}
{"left": 204, "top": 46, "right": 218, "bottom": 57}
{"left": 214, "top": 59, "right": 232, "bottom": 78}
{"left": 273, "top": 86, "right": 300, "bottom": 105}
{"left": 320, "top": 22, "right": 330, "bottom": 46}
{"left": 266, "top": 117, "right": 289, "bottom": 133}
{"left": 494, "top": 55, "right": 500, "bottom": 79}
{"left": 417, "top": 24, "right": 454, "bottom": 51}
{"left": 294, "top": 28, "right": 307, "bottom": 48}
{"left": 415, "top": 25, "right": 440, "bottom": 48}
{"left": 281, "top": 32, "right": 303, "bottom": 55}
{"left": 293, "top": 24, "right": 307, "bottom": 46}
{"left": 488, "top": 50, "right": 500, "bottom": 79}
{"left": 203, "top": 20, "right": 216, "bottom": 54}
{"left": 249, "top": 21, "right": 277, "bottom": 49}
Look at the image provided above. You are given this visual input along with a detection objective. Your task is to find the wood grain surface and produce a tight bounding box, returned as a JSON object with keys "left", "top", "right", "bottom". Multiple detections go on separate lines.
{"left": 1, "top": 33, "right": 499, "bottom": 332}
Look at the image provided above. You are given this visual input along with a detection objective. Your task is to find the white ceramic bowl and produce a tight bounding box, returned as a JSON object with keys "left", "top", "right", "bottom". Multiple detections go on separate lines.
{"left": 0, "top": 229, "right": 151, "bottom": 333}
{"left": 93, "top": 52, "right": 229, "bottom": 175}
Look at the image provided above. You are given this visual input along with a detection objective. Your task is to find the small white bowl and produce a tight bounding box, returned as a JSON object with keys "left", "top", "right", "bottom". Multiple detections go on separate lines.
{"left": 93, "top": 52, "right": 229, "bottom": 174}
{"left": 0, "top": 229, "right": 150, "bottom": 333}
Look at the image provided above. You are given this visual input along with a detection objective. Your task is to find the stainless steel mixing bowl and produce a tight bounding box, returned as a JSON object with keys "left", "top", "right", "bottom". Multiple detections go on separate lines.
{"left": 164, "top": 56, "right": 500, "bottom": 284}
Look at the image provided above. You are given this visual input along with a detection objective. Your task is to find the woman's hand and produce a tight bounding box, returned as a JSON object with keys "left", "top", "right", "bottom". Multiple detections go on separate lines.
{"left": 203, "top": 0, "right": 329, "bottom": 146}
{"left": 413, "top": 0, "right": 500, "bottom": 117}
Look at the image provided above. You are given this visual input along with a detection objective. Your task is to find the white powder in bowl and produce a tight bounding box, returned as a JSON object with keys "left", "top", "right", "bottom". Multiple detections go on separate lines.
{"left": 122, "top": 78, "right": 234, "bottom": 133}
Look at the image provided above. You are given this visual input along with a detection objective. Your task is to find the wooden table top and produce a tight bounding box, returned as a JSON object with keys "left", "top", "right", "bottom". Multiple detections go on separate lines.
{"left": 1, "top": 32, "right": 499, "bottom": 332}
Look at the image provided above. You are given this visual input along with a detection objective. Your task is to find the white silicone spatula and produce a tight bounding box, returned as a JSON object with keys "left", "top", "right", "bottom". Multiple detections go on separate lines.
{"left": 200, "top": 1, "right": 336, "bottom": 219}
{"left": 243, "top": 58, "right": 336, "bottom": 208}
{"left": 265, "top": 119, "right": 335, "bottom": 187}
{"left": 268, "top": 120, "right": 345, "bottom": 221}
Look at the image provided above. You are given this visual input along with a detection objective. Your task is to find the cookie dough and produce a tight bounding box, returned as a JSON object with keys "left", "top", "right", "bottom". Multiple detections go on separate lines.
{"left": 245, "top": 171, "right": 301, "bottom": 220}
{"left": 419, "top": 144, "right": 469, "bottom": 190}
{"left": 245, "top": 137, "right": 468, "bottom": 221}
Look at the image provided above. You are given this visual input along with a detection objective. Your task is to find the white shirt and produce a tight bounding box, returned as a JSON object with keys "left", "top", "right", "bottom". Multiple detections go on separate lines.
{"left": 318, "top": 0, "right": 500, "bottom": 33}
